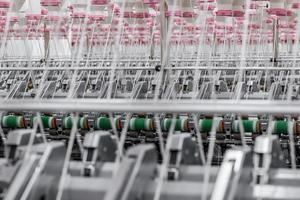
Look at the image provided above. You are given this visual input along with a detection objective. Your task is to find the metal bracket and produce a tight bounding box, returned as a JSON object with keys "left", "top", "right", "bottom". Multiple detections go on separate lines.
{"left": 253, "top": 135, "right": 285, "bottom": 184}
{"left": 81, "top": 131, "right": 117, "bottom": 177}
{"left": 211, "top": 146, "right": 252, "bottom": 200}
{"left": 104, "top": 144, "right": 157, "bottom": 200}
{"left": 5, "top": 129, "right": 42, "bottom": 161}
{"left": 167, "top": 134, "right": 202, "bottom": 180}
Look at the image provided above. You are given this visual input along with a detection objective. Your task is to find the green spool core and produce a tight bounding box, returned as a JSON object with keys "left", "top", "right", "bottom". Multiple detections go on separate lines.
{"left": 3, "top": 116, "right": 17, "bottom": 128}
{"left": 96, "top": 117, "right": 122, "bottom": 130}
{"left": 77, "top": 117, "right": 88, "bottom": 129}
{"left": 134, "top": 118, "right": 146, "bottom": 131}
{"left": 161, "top": 119, "right": 173, "bottom": 131}
{"left": 275, "top": 121, "right": 288, "bottom": 135}
{"left": 163, "top": 119, "right": 171, "bottom": 131}
{"left": 201, "top": 119, "right": 213, "bottom": 133}
{"left": 175, "top": 119, "right": 182, "bottom": 131}
{"left": 77, "top": 118, "right": 82, "bottom": 129}
{"left": 64, "top": 117, "right": 73, "bottom": 129}
{"left": 41, "top": 116, "right": 50, "bottom": 129}
{"left": 243, "top": 120, "right": 254, "bottom": 133}
{"left": 32, "top": 116, "right": 48, "bottom": 128}
{"left": 2, "top": 115, "right": 26, "bottom": 129}
{"left": 99, "top": 117, "right": 112, "bottom": 130}
{"left": 161, "top": 119, "right": 186, "bottom": 132}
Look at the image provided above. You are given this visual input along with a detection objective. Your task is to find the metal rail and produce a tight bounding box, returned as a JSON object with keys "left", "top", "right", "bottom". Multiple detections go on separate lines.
{"left": 3, "top": 56, "right": 300, "bottom": 63}
{"left": 1, "top": 66, "right": 300, "bottom": 71}
{"left": 1, "top": 99, "right": 300, "bottom": 114}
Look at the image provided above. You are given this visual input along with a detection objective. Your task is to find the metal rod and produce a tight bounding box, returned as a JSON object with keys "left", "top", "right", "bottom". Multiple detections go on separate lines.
{"left": 1, "top": 99, "right": 300, "bottom": 114}
{"left": 2, "top": 66, "right": 300, "bottom": 71}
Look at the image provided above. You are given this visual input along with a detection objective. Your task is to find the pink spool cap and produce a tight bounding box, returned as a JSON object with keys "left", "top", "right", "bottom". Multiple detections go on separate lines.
{"left": 215, "top": 10, "right": 244, "bottom": 17}
{"left": 143, "top": 0, "right": 159, "bottom": 4}
{"left": 91, "top": 0, "right": 110, "bottom": 5}
{"left": 292, "top": 3, "right": 300, "bottom": 9}
{"left": 26, "top": 14, "right": 42, "bottom": 21}
{"left": 0, "top": 1, "right": 9, "bottom": 8}
{"left": 267, "top": 8, "right": 293, "bottom": 16}
{"left": 41, "top": 0, "right": 61, "bottom": 7}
